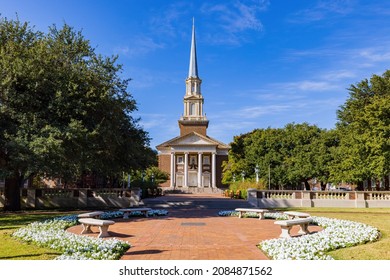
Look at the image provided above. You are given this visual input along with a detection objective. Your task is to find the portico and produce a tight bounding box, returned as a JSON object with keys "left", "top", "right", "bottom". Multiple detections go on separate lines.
{"left": 169, "top": 151, "right": 215, "bottom": 188}
{"left": 157, "top": 132, "right": 228, "bottom": 190}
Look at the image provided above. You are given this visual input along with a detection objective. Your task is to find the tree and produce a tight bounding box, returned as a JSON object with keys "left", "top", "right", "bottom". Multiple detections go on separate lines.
{"left": 282, "top": 123, "right": 326, "bottom": 190}
{"left": 223, "top": 123, "right": 330, "bottom": 190}
{"left": 331, "top": 70, "right": 390, "bottom": 185}
{"left": 0, "top": 17, "right": 155, "bottom": 210}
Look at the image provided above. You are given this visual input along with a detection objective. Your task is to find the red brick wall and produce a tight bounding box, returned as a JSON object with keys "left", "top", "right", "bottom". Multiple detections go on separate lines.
{"left": 179, "top": 123, "right": 207, "bottom": 136}
{"left": 158, "top": 154, "right": 171, "bottom": 188}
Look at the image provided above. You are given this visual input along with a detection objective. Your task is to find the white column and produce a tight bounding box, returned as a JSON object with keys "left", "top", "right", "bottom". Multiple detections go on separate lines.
{"left": 184, "top": 152, "right": 189, "bottom": 187}
{"left": 170, "top": 152, "right": 175, "bottom": 188}
{"left": 198, "top": 152, "right": 202, "bottom": 187}
{"left": 212, "top": 152, "right": 216, "bottom": 188}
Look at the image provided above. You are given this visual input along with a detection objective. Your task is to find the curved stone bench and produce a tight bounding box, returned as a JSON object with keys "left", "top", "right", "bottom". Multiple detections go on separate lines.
{"left": 78, "top": 218, "right": 115, "bottom": 238}
{"left": 119, "top": 207, "right": 152, "bottom": 219}
{"left": 274, "top": 217, "right": 313, "bottom": 238}
{"left": 283, "top": 211, "right": 310, "bottom": 220}
{"left": 235, "top": 208, "right": 269, "bottom": 220}
{"left": 78, "top": 211, "right": 104, "bottom": 218}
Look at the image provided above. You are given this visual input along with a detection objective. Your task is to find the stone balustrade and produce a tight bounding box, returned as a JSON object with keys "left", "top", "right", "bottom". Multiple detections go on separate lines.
{"left": 247, "top": 189, "right": 390, "bottom": 208}
{"left": 0, "top": 188, "right": 141, "bottom": 209}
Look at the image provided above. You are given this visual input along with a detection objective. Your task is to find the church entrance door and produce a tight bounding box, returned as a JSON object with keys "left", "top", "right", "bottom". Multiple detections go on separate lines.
{"left": 188, "top": 171, "right": 198, "bottom": 187}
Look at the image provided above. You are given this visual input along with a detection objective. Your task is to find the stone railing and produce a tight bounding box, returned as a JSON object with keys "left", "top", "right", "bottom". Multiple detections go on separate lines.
{"left": 0, "top": 187, "right": 142, "bottom": 209}
{"left": 247, "top": 189, "right": 390, "bottom": 208}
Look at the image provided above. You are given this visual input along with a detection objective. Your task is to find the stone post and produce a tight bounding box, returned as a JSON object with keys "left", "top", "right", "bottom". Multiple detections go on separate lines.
{"left": 355, "top": 192, "right": 367, "bottom": 208}
{"left": 78, "top": 189, "right": 88, "bottom": 208}
{"left": 26, "top": 189, "right": 36, "bottom": 208}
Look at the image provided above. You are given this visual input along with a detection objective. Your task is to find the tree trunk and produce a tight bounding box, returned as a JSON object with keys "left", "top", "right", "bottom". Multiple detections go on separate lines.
{"left": 4, "top": 173, "right": 22, "bottom": 211}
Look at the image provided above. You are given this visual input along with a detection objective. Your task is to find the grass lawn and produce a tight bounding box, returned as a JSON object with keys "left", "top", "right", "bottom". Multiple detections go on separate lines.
{"left": 0, "top": 211, "right": 73, "bottom": 260}
{"left": 282, "top": 207, "right": 390, "bottom": 260}
{"left": 1, "top": 208, "right": 390, "bottom": 260}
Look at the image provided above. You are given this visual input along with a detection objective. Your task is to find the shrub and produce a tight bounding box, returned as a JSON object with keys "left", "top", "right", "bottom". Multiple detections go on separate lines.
{"left": 227, "top": 180, "right": 266, "bottom": 199}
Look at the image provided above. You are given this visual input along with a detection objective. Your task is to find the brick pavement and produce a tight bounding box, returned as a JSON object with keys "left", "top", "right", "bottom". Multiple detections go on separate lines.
{"left": 67, "top": 193, "right": 321, "bottom": 260}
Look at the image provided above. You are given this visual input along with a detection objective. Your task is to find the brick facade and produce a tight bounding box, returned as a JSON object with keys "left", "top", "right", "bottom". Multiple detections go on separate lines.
{"left": 179, "top": 121, "right": 208, "bottom": 137}
{"left": 158, "top": 153, "right": 171, "bottom": 188}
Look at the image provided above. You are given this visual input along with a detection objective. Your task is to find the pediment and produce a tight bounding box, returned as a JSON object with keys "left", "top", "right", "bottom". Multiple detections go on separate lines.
{"left": 156, "top": 132, "right": 230, "bottom": 150}
{"left": 170, "top": 133, "right": 217, "bottom": 146}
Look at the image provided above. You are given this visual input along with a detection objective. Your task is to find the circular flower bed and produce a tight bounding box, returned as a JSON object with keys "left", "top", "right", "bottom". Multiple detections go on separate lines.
{"left": 218, "top": 210, "right": 380, "bottom": 260}
{"left": 12, "top": 209, "right": 169, "bottom": 260}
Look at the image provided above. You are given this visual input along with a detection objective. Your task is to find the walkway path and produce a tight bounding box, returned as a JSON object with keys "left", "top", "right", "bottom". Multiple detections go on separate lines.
{"left": 68, "top": 193, "right": 321, "bottom": 260}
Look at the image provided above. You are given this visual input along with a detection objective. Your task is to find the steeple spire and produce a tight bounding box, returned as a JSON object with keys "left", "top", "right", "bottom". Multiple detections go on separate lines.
{"left": 179, "top": 18, "right": 208, "bottom": 136}
{"left": 188, "top": 18, "right": 198, "bottom": 78}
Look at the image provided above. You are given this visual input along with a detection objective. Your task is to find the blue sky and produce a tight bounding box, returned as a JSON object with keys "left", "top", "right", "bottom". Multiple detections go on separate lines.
{"left": 2, "top": 0, "right": 390, "bottom": 149}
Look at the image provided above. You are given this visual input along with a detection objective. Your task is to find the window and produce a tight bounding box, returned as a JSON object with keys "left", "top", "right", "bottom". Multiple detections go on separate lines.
{"left": 190, "top": 156, "right": 197, "bottom": 165}
{"left": 189, "top": 103, "right": 196, "bottom": 115}
{"left": 203, "top": 155, "right": 210, "bottom": 165}
{"left": 177, "top": 156, "right": 184, "bottom": 164}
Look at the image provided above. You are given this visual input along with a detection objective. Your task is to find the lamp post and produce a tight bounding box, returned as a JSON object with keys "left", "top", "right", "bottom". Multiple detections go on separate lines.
{"left": 241, "top": 171, "right": 245, "bottom": 182}
{"left": 151, "top": 173, "right": 155, "bottom": 183}
{"left": 232, "top": 173, "right": 236, "bottom": 182}
{"left": 268, "top": 164, "right": 271, "bottom": 189}
{"left": 255, "top": 164, "right": 259, "bottom": 183}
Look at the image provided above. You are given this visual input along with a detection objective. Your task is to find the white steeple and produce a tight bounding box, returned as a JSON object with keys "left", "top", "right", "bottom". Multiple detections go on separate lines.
{"left": 188, "top": 18, "right": 198, "bottom": 78}
{"left": 179, "top": 18, "right": 208, "bottom": 136}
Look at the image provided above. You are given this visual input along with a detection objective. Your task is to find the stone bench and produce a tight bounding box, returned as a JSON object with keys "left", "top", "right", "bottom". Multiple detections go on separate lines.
{"left": 78, "top": 218, "right": 115, "bottom": 238}
{"left": 283, "top": 211, "right": 310, "bottom": 220}
{"left": 235, "top": 208, "right": 269, "bottom": 220}
{"left": 119, "top": 207, "right": 152, "bottom": 219}
{"left": 274, "top": 217, "right": 313, "bottom": 238}
{"left": 78, "top": 211, "right": 104, "bottom": 218}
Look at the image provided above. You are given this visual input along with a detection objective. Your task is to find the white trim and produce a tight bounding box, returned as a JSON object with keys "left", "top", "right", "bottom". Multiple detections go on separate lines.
{"left": 170, "top": 152, "right": 175, "bottom": 188}
{"left": 198, "top": 152, "right": 202, "bottom": 187}
{"left": 212, "top": 152, "right": 216, "bottom": 188}
{"left": 184, "top": 153, "right": 189, "bottom": 187}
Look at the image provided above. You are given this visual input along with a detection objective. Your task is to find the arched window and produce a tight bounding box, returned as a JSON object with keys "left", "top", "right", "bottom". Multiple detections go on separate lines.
{"left": 189, "top": 103, "right": 196, "bottom": 115}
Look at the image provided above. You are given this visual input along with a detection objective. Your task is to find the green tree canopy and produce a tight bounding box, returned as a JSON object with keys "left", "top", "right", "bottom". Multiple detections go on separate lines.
{"left": 0, "top": 17, "right": 155, "bottom": 210}
{"left": 331, "top": 70, "right": 390, "bottom": 184}
{"left": 223, "top": 123, "right": 334, "bottom": 190}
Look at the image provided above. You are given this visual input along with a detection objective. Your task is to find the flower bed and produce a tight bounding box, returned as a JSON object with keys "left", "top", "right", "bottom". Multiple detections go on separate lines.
{"left": 218, "top": 210, "right": 287, "bottom": 220}
{"left": 100, "top": 209, "right": 169, "bottom": 219}
{"left": 12, "top": 209, "right": 168, "bottom": 260}
{"left": 218, "top": 210, "right": 380, "bottom": 260}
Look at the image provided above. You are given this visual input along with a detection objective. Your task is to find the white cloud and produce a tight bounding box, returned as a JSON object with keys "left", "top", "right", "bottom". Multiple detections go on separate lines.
{"left": 289, "top": 0, "right": 355, "bottom": 23}
{"left": 271, "top": 80, "right": 338, "bottom": 92}
{"left": 237, "top": 104, "right": 292, "bottom": 118}
{"left": 200, "top": 0, "right": 268, "bottom": 45}
{"left": 114, "top": 36, "right": 165, "bottom": 58}
{"left": 358, "top": 49, "right": 390, "bottom": 62}
{"left": 149, "top": 2, "right": 191, "bottom": 38}
{"left": 320, "top": 70, "right": 356, "bottom": 81}
{"left": 137, "top": 114, "right": 168, "bottom": 129}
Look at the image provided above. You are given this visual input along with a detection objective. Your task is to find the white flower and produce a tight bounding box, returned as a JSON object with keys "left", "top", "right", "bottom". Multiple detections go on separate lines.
{"left": 12, "top": 214, "right": 130, "bottom": 260}
{"left": 259, "top": 216, "right": 380, "bottom": 260}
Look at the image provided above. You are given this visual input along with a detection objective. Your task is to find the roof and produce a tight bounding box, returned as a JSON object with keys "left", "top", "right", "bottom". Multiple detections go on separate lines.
{"left": 156, "top": 131, "right": 230, "bottom": 150}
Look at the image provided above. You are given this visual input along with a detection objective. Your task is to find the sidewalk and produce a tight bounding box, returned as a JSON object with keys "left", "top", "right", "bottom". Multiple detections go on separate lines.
{"left": 68, "top": 193, "right": 321, "bottom": 260}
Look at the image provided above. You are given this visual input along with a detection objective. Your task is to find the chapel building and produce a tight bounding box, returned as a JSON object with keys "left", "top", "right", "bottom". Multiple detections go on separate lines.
{"left": 156, "top": 21, "right": 229, "bottom": 192}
